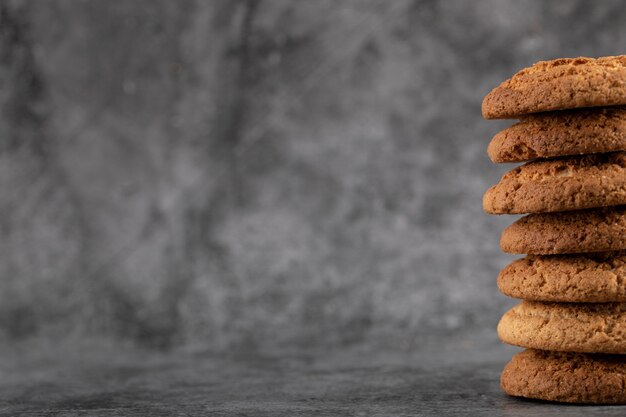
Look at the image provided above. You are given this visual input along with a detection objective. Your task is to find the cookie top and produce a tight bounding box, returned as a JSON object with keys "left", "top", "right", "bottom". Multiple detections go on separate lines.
{"left": 500, "top": 207, "right": 626, "bottom": 255}
{"left": 482, "top": 56, "right": 626, "bottom": 119}
{"left": 498, "top": 301, "right": 626, "bottom": 354}
{"left": 498, "top": 252, "right": 626, "bottom": 302}
{"left": 501, "top": 349, "right": 626, "bottom": 404}
{"left": 484, "top": 152, "right": 626, "bottom": 214}
{"left": 488, "top": 107, "right": 626, "bottom": 163}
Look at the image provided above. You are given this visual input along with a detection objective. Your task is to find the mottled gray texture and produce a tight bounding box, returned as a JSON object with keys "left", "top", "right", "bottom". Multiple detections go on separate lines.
{"left": 2, "top": 0, "right": 626, "bottom": 357}
{"left": 1, "top": 345, "right": 625, "bottom": 416}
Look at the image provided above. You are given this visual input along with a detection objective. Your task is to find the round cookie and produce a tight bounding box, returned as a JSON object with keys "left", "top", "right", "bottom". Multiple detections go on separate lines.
{"left": 498, "top": 252, "right": 626, "bottom": 302}
{"left": 488, "top": 107, "right": 626, "bottom": 163}
{"left": 484, "top": 152, "right": 626, "bottom": 214}
{"left": 501, "top": 349, "right": 626, "bottom": 404}
{"left": 498, "top": 301, "right": 626, "bottom": 354}
{"left": 482, "top": 56, "right": 626, "bottom": 119}
{"left": 500, "top": 206, "right": 626, "bottom": 255}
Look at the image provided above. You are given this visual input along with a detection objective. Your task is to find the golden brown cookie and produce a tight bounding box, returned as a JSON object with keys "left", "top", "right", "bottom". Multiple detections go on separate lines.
{"left": 488, "top": 107, "right": 626, "bottom": 163}
{"left": 500, "top": 207, "right": 626, "bottom": 255}
{"left": 484, "top": 152, "right": 626, "bottom": 214}
{"left": 498, "top": 253, "right": 626, "bottom": 302}
{"left": 501, "top": 349, "right": 626, "bottom": 404}
{"left": 482, "top": 56, "right": 626, "bottom": 119}
{"left": 498, "top": 301, "right": 626, "bottom": 354}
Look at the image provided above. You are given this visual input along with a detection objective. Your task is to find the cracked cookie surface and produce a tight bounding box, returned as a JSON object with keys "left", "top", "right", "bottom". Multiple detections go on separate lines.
{"left": 501, "top": 349, "right": 626, "bottom": 404}
{"left": 482, "top": 56, "right": 626, "bottom": 119}
{"left": 498, "top": 301, "right": 626, "bottom": 354}
{"left": 500, "top": 206, "right": 626, "bottom": 255}
{"left": 484, "top": 152, "right": 626, "bottom": 214}
{"left": 498, "top": 253, "right": 626, "bottom": 302}
{"left": 488, "top": 107, "right": 626, "bottom": 163}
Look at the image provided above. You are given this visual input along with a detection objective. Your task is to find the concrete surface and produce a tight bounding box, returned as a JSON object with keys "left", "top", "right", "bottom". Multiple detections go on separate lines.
{"left": 0, "top": 344, "right": 624, "bottom": 416}
{"left": 4, "top": 0, "right": 626, "bottom": 355}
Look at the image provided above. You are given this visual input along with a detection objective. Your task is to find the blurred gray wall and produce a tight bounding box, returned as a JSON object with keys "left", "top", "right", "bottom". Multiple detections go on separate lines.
{"left": 2, "top": 0, "right": 626, "bottom": 353}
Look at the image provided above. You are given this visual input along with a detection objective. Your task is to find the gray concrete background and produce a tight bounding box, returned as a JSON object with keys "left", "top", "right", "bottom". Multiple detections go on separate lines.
{"left": 2, "top": 0, "right": 626, "bottom": 357}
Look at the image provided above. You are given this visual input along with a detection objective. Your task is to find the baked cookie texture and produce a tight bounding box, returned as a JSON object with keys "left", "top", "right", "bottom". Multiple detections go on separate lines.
{"left": 501, "top": 349, "right": 626, "bottom": 404}
{"left": 482, "top": 56, "right": 626, "bottom": 119}
{"left": 498, "top": 253, "right": 626, "bottom": 302}
{"left": 489, "top": 107, "right": 626, "bottom": 163}
{"left": 483, "top": 56, "right": 626, "bottom": 403}
{"left": 500, "top": 206, "right": 626, "bottom": 255}
{"left": 498, "top": 301, "right": 626, "bottom": 354}
{"left": 484, "top": 152, "right": 626, "bottom": 214}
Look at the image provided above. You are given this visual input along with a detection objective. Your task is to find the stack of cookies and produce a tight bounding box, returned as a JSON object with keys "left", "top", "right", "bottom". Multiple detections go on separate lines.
{"left": 482, "top": 56, "right": 626, "bottom": 404}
